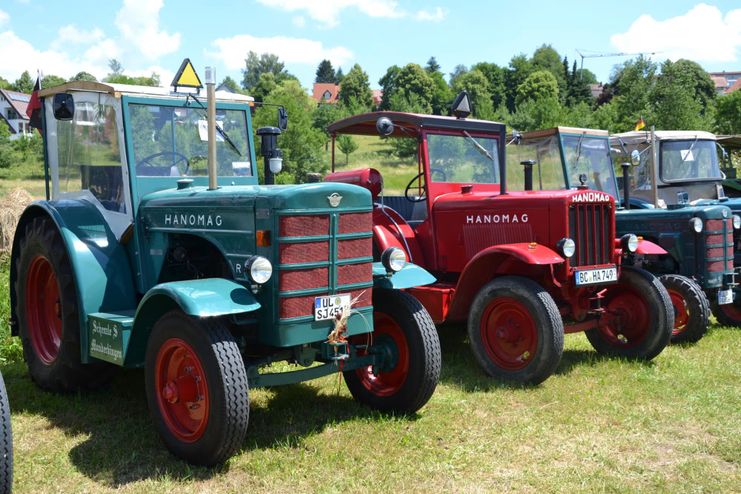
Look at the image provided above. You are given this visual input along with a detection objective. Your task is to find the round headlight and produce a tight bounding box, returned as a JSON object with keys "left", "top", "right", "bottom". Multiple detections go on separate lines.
{"left": 734, "top": 215, "right": 741, "bottom": 230}
{"left": 621, "top": 233, "right": 639, "bottom": 253}
{"left": 381, "top": 247, "right": 406, "bottom": 272}
{"left": 690, "top": 217, "right": 703, "bottom": 233}
{"left": 557, "top": 238, "right": 576, "bottom": 258}
{"left": 246, "top": 256, "right": 273, "bottom": 284}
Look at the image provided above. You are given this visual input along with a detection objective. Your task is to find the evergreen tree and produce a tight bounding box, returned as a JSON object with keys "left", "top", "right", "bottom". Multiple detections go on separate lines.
{"left": 315, "top": 59, "right": 337, "bottom": 84}
{"left": 335, "top": 67, "right": 345, "bottom": 84}
{"left": 425, "top": 56, "right": 441, "bottom": 74}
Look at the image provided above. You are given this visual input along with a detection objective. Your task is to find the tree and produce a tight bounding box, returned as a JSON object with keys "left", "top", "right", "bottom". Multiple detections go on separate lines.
{"left": 0, "top": 76, "right": 11, "bottom": 90}
{"left": 385, "top": 64, "right": 435, "bottom": 114}
{"left": 242, "top": 51, "right": 293, "bottom": 91}
{"left": 508, "top": 96, "right": 562, "bottom": 132}
{"left": 425, "top": 56, "right": 441, "bottom": 74}
{"left": 72, "top": 71, "right": 97, "bottom": 82}
{"left": 565, "top": 60, "right": 593, "bottom": 107}
{"left": 337, "top": 135, "right": 358, "bottom": 164}
{"left": 315, "top": 59, "right": 337, "bottom": 84}
{"left": 504, "top": 54, "right": 533, "bottom": 112}
{"left": 378, "top": 65, "right": 401, "bottom": 110}
{"left": 472, "top": 62, "right": 506, "bottom": 109}
{"left": 338, "top": 64, "right": 373, "bottom": 113}
{"left": 251, "top": 72, "right": 278, "bottom": 102}
{"left": 12, "top": 71, "right": 34, "bottom": 93}
{"left": 41, "top": 74, "right": 66, "bottom": 89}
{"left": 531, "top": 44, "right": 566, "bottom": 97}
{"left": 218, "top": 76, "right": 241, "bottom": 93}
{"left": 428, "top": 69, "right": 452, "bottom": 115}
{"left": 651, "top": 59, "right": 714, "bottom": 131}
{"left": 452, "top": 69, "right": 494, "bottom": 119}
{"left": 608, "top": 56, "right": 657, "bottom": 132}
{"left": 448, "top": 64, "right": 468, "bottom": 86}
{"left": 253, "top": 79, "right": 325, "bottom": 183}
{"left": 516, "top": 70, "right": 559, "bottom": 106}
{"left": 716, "top": 90, "right": 741, "bottom": 134}
{"left": 335, "top": 67, "right": 345, "bottom": 84}
{"left": 108, "top": 59, "right": 124, "bottom": 77}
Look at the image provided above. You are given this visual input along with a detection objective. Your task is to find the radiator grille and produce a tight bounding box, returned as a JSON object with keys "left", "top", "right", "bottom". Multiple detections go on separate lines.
{"left": 568, "top": 203, "right": 612, "bottom": 267}
{"left": 705, "top": 218, "right": 734, "bottom": 273}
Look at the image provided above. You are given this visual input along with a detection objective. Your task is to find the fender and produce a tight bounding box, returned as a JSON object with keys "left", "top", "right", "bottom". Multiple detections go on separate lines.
{"left": 372, "top": 206, "right": 425, "bottom": 264}
{"left": 9, "top": 201, "right": 137, "bottom": 363}
{"left": 372, "top": 262, "right": 436, "bottom": 289}
{"left": 636, "top": 238, "right": 667, "bottom": 255}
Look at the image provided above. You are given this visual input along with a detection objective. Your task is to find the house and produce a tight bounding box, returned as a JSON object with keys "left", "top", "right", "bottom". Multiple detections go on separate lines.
{"left": 0, "top": 88, "right": 33, "bottom": 139}
{"left": 312, "top": 83, "right": 339, "bottom": 104}
{"left": 708, "top": 71, "right": 741, "bottom": 95}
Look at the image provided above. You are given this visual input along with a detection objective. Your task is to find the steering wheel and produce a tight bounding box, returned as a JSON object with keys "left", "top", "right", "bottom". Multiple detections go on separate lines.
{"left": 136, "top": 151, "right": 189, "bottom": 176}
{"left": 430, "top": 167, "right": 447, "bottom": 181}
{"left": 404, "top": 168, "right": 448, "bottom": 202}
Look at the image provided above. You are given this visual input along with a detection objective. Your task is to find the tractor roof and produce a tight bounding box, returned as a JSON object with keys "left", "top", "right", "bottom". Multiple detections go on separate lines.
{"left": 38, "top": 80, "right": 253, "bottom": 103}
{"left": 612, "top": 130, "right": 717, "bottom": 145}
{"left": 518, "top": 127, "right": 608, "bottom": 141}
{"left": 327, "top": 111, "right": 506, "bottom": 138}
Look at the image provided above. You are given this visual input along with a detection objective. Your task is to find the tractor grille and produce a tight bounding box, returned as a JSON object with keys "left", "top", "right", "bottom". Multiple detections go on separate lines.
{"left": 705, "top": 218, "right": 734, "bottom": 273}
{"left": 568, "top": 203, "right": 612, "bottom": 267}
{"left": 277, "top": 211, "right": 373, "bottom": 320}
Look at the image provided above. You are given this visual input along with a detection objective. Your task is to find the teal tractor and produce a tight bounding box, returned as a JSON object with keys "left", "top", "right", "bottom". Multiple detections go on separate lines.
{"left": 508, "top": 127, "right": 738, "bottom": 343}
{"left": 8, "top": 69, "right": 441, "bottom": 465}
{"left": 611, "top": 129, "right": 741, "bottom": 326}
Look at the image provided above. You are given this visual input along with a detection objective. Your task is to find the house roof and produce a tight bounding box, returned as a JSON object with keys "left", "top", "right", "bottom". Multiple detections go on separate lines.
{"left": 711, "top": 75, "right": 728, "bottom": 90}
{"left": 371, "top": 89, "right": 383, "bottom": 106}
{"left": 312, "top": 83, "right": 339, "bottom": 103}
{"left": 0, "top": 88, "right": 31, "bottom": 121}
{"left": 727, "top": 78, "right": 741, "bottom": 93}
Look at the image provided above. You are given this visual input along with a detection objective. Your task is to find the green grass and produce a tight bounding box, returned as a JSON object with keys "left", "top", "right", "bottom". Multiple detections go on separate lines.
{"left": 0, "top": 159, "right": 46, "bottom": 199}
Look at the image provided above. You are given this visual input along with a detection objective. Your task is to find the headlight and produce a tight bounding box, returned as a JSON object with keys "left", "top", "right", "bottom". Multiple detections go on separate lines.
{"left": 690, "top": 217, "right": 703, "bottom": 233}
{"left": 245, "top": 256, "right": 272, "bottom": 284}
{"left": 381, "top": 247, "right": 406, "bottom": 272}
{"left": 557, "top": 238, "right": 576, "bottom": 258}
{"left": 734, "top": 215, "right": 741, "bottom": 230}
{"left": 621, "top": 234, "right": 638, "bottom": 253}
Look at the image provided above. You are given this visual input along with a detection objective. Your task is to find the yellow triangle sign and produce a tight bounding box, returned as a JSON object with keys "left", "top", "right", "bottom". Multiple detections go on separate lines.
{"left": 171, "top": 58, "right": 203, "bottom": 90}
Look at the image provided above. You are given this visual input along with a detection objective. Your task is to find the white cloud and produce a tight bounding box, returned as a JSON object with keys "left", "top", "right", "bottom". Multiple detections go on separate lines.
{"left": 414, "top": 7, "right": 446, "bottom": 22}
{"left": 611, "top": 3, "right": 741, "bottom": 63}
{"left": 0, "top": 10, "right": 9, "bottom": 27}
{"left": 292, "top": 16, "right": 306, "bottom": 28}
{"left": 208, "top": 34, "right": 353, "bottom": 70}
{"left": 54, "top": 25, "right": 105, "bottom": 46}
{"left": 114, "top": 0, "right": 180, "bottom": 59}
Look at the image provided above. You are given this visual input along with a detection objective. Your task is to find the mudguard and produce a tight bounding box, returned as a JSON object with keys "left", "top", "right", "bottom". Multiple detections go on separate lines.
{"left": 137, "top": 278, "right": 260, "bottom": 318}
{"left": 635, "top": 238, "right": 667, "bottom": 255}
{"left": 9, "top": 201, "right": 137, "bottom": 363}
{"left": 372, "top": 262, "right": 436, "bottom": 289}
{"left": 476, "top": 243, "right": 565, "bottom": 265}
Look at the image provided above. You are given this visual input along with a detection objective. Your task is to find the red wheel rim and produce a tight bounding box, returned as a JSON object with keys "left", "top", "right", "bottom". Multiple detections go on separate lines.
{"left": 718, "top": 300, "right": 741, "bottom": 324}
{"left": 353, "top": 312, "right": 409, "bottom": 396}
{"left": 479, "top": 297, "right": 537, "bottom": 370}
{"left": 155, "top": 338, "right": 210, "bottom": 443}
{"left": 667, "top": 288, "right": 689, "bottom": 336}
{"left": 600, "top": 285, "right": 650, "bottom": 348}
{"left": 25, "top": 255, "right": 63, "bottom": 365}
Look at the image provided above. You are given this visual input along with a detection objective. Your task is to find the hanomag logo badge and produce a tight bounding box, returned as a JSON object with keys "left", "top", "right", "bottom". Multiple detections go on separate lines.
{"left": 327, "top": 193, "right": 342, "bottom": 207}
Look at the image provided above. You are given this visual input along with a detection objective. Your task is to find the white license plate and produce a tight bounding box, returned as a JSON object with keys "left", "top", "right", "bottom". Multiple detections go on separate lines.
{"left": 575, "top": 267, "right": 618, "bottom": 286}
{"left": 314, "top": 294, "right": 351, "bottom": 321}
{"left": 717, "top": 288, "right": 734, "bottom": 305}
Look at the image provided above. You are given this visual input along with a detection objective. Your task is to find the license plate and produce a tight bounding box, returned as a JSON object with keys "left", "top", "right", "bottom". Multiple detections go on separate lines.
{"left": 575, "top": 267, "right": 618, "bottom": 286}
{"left": 314, "top": 294, "right": 351, "bottom": 321}
{"left": 717, "top": 288, "right": 734, "bottom": 305}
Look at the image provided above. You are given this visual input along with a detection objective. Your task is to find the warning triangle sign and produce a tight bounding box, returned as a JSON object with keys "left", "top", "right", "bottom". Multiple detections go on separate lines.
{"left": 171, "top": 58, "right": 203, "bottom": 90}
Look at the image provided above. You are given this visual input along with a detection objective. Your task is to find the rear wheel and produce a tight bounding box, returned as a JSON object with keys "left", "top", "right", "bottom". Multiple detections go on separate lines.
{"left": 659, "top": 274, "right": 709, "bottom": 343}
{"left": 15, "top": 216, "right": 116, "bottom": 391}
{"left": 587, "top": 267, "right": 673, "bottom": 360}
{"left": 344, "top": 289, "right": 441, "bottom": 413}
{"left": 0, "top": 372, "right": 12, "bottom": 494}
{"left": 467, "top": 276, "right": 564, "bottom": 385}
{"left": 145, "top": 311, "right": 249, "bottom": 466}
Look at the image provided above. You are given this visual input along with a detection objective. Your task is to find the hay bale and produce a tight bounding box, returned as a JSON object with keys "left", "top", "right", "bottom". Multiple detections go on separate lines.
{"left": 0, "top": 188, "right": 33, "bottom": 252}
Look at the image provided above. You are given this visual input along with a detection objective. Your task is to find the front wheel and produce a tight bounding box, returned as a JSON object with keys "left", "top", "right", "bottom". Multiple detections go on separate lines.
{"left": 711, "top": 288, "right": 741, "bottom": 327}
{"left": 467, "top": 276, "right": 564, "bottom": 385}
{"left": 0, "top": 372, "right": 12, "bottom": 494}
{"left": 145, "top": 311, "right": 249, "bottom": 466}
{"left": 344, "top": 289, "right": 441, "bottom": 413}
{"left": 659, "top": 274, "right": 710, "bottom": 344}
{"left": 587, "top": 267, "right": 673, "bottom": 360}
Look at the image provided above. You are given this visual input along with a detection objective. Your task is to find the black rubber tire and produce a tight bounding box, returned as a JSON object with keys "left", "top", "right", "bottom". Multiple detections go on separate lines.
{"left": 344, "top": 289, "right": 441, "bottom": 413}
{"left": 0, "top": 372, "right": 12, "bottom": 494}
{"left": 467, "top": 276, "right": 564, "bottom": 385}
{"left": 14, "top": 216, "right": 116, "bottom": 392}
{"left": 658, "top": 274, "right": 710, "bottom": 344}
{"left": 145, "top": 310, "right": 249, "bottom": 466}
{"left": 710, "top": 288, "right": 741, "bottom": 327}
{"left": 586, "top": 267, "right": 673, "bottom": 360}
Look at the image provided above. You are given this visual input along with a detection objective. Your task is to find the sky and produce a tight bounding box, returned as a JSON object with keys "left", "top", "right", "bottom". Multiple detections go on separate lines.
{"left": 1, "top": 0, "right": 741, "bottom": 92}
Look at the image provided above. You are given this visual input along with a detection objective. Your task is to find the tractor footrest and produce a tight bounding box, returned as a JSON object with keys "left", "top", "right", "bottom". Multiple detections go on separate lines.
{"left": 87, "top": 311, "right": 135, "bottom": 366}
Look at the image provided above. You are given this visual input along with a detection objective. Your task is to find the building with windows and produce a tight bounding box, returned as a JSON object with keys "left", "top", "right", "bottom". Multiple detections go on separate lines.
{"left": 0, "top": 88, "right": 32, "bottom": 139}
{"left": 709, "top": 71, "right": 741, "bottom": 95}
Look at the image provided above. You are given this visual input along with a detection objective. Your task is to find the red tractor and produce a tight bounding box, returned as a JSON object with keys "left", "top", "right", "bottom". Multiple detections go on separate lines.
{"left": 324, "top": 96, "right": 673, "bottom": 385}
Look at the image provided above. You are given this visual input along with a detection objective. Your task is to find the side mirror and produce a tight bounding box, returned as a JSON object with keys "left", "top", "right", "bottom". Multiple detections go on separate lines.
{"left": 376, "top": 116, "right": 393, "bottom": 136}
{"left": 630, "top": 149, "right": 640, "bottom": 166}
{"left": 277, "top": 107, "right": 288, "bottom": 131}
{"left": 53, "top": 93, "right": 74, "bottom": 121}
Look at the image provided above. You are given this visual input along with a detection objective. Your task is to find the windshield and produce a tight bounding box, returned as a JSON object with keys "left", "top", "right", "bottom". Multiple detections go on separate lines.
{"left": 426, "top": 133, "right": 499, "bottom": 183}
{"left": 562, "top": 135, "right": 618, "bottom": 197}
{"left": 128, "top": 103, "right": 252, "bottom": 177}
{"left": 660, "top": 140, "right": 721, "bottom": 182}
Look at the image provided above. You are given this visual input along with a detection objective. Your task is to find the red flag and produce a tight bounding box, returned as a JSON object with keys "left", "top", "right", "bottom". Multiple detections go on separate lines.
{"left": 26, "top": 75, "right": 42, "bottom": 130}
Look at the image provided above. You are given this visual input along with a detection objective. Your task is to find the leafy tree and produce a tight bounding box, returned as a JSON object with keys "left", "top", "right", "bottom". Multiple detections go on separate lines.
{"left": 428, "top": 69, "right": 452, "bottom": 115}
{"left": 651, "top": 59, "right": 714, "bottom": 130}
{"left": 218, "top": 76, "right": 241, "bottom": 93}
{"left": 313, "top": 102, "right": 345, "bottom": 139}
{"left": 72, "top": 71, "right": 97, "bottom": 82}
{"left": 335, "top": 67, "right": 344, "bottom": 84}
{"left": 716, "top": 90, "right": 741, "bottom": 134}
{"left": 516, "top": 70, "right": 559, "bottom": 106}
{"left": 387, "top": 91, "right": 429, "bottom": 157}
{"left": 508, "top": 96, "right": 562, "bottom": 131}
{"left": 393, "top": 64, "right": 435, "bottom": 113}
{"left": 0, "top": 123, "right": 18, "bottom": 168}
{"left": 531, "top": 44, "right": 566, "bottom": 97}
{"left": 108, "top": 59, "right": 124, "bottom": 76}
{"left": 378, "top": 65, "right": 401, "bottom": 110}
{"left": 242, "top": 51, "right": 293, "bottom": 91}
{"left": 472, "top": 62, "right": 506, "bottom": 109}
{"left": 251, "top": 72, "right": 278, "bottom": 102}
{"left": 337, "top": 135, "right": 358, "bottom": 164}
{"left": 338, "top": 64, "right": 373, "bottom": 113}
{"left": 0, "top": 76, "right": 11, "bottom": 89}
{"left": 448, "top": 64, "right": 468, "bottom": 86}
{"left": 590, "top": 100, "right": 619, "bottom": 132}
{"left": 253, "top": 79, "right": 325, "bottom": 183}
{"left": 452, "top": 69, "right": 494, "bottom": 119}
{"left": 315, "top": 59, "right": 337, "bottom": 83}
{"left": 609, "top": 56, "right": 657, "bottom": 131}
{"left": 12, "top": 71, "right": 34, "bottom": 93}
{"left": 504, "top": 54, "right": 533, "bottom": 112}
{"left": 425, "top": 56, "right": 441, "bottom": 74}
{"left": 565, "top": 60, "right": 593, "bottom": 107}
{"left": 41, "top": 74, "right": 66, "bottom": 89}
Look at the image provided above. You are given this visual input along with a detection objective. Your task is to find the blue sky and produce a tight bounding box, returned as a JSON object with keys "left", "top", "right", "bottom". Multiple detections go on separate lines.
{"left": 1, "top": 0, "right": 740, "bottom": 92}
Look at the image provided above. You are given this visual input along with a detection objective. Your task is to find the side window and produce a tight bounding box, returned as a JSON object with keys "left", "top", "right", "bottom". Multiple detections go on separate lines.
{"left": 55, "top": 96, "right": 126, "bottom": 213}
{"left": 507, "top": 135, "right": 565, "bottom": 191}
